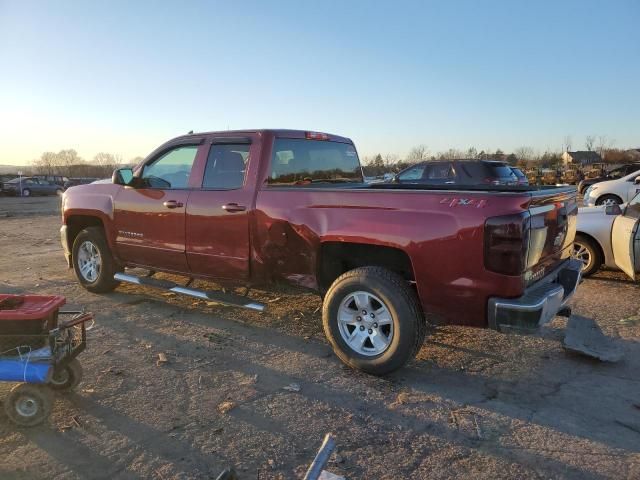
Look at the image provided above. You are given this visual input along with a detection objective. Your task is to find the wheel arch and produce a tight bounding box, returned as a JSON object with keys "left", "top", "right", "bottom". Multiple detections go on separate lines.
{"left": 575, "top": 231, "right": 606, "bottom": 267}
{"left": 595, "top": 193, "right": 623, "bottom": 205}
{"left": 317, "top": 241, "right": 416, "bottom": 292}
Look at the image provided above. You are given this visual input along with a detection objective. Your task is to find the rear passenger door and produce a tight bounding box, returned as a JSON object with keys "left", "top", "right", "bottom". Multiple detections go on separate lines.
{"left": 185, "top": 137, "right": 256, "bottom": 280}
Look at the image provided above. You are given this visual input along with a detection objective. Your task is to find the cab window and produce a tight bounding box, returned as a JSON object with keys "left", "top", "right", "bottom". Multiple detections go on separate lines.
{"left": 142, "top": 146, "right": 199, "bottom": 189}
{"left": 268, "top": 139, "right": 363, "bottom": 186}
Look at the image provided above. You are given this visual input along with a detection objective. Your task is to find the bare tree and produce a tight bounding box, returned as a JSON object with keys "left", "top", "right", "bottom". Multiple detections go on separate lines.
{"left": 596, "top": 135, "right": 614, "bottom": 160}
{"left": 406, "top": 145, "right": 429, "bottom": 164}
{"left": 585, "top": 135, "right": 596, "bottom": 151}
{"left": 93, "top": 152, "right": 123, "bottom": 176}
{"left": 563, "top": 135, "right": 572, "bottom": 152}
{"left": 32, "top": 152, "right": 58, "bottom": 175}
{"left": 466, "top": 147, "right": 478, "bottom": 159}
{"left": 514, "top": 146, "right": 535, "bottom": 162}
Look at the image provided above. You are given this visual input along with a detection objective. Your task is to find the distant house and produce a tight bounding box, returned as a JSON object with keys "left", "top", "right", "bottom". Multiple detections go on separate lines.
{"left": 561, "top": 150, "right": 602, "bottom": 166}
{"left": 626, "top": 148, "right": 640, "bottom": 160}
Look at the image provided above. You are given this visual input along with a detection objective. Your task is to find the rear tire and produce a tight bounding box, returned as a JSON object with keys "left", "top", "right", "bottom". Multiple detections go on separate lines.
{"left": 72, "top": 226, "right": 120, "bottom": 293}
{"left": 322, "top": 267, "right": 427, "bottom": 375}
{"left": 4, "top": 384, "right": 53, "bottom": 427}
{"left": 49, "top": 358, "right": 83, "bottom": 391}
{"left": 595, "top": 194, "right": 622, "bottom": 206}
{"left": 572, "top": 234, "right": 602, "bottom": 277}
{"left": 22, "top": 188, "right": 31, "bottom": 197}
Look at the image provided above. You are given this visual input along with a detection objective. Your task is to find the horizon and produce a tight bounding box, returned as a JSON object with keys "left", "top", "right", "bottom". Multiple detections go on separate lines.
{"left": 1, "top": 0, "right": 638, "bottom": 166}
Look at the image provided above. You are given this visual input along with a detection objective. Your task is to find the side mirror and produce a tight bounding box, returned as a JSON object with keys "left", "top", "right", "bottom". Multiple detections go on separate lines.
{"left": 635, "top": 175, "right": 640, "bottom": 185}
{"left": 112, "top": 168, "right": 134, "bottom": 186}
{"left": 605, "top": 204, "right": 622, "bottom": 216}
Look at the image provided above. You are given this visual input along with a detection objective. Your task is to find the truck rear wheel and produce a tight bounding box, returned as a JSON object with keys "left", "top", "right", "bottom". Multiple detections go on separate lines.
{"left": 72, "top": 227, "right": 120, "bottom": 293}
{"left": 322, "top": 267, "right": 426, "bottom": 375}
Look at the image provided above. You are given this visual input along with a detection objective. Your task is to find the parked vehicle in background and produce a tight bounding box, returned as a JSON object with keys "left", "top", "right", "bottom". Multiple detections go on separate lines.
{"left": 61, "top": 129, "right": 581, "bottom": 375}
{"left": 64, "top": 177, "right": 99, "bottom": 189}
{"left": 540, "top": 169, "right": 558, "bottom": 185}
{"left": 574, "top": 192, "right": 640, "bottom": 278}
{"left": 33, "top": 175, "right": 69, "bottom": 187}
{"left": 510, "top": 167, "right": 529, "bottom": 185}
{"left": 392, "top": 159, "right": 517, "bottom": 186}
{"left": 0, "top": 174, "right": 18, "bottom": 195}
{"left": 583, "top": 169, "right": 640, "bottom": 206}
{"left": 561, "top": 166, "right": 580, "bottom": 185}
{"left": 1, "top": 177, "right": 64, "bottom": 196}
{"left": 578, "top": 163, "right": 640, "bottom": 194}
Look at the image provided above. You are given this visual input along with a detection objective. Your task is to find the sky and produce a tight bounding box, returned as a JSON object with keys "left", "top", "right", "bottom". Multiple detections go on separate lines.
{"left": 0, "top": 0, "right": 638, "bottom": 165}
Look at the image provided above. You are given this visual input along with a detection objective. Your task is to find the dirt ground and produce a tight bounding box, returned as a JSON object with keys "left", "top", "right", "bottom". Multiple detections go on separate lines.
{"left": 0, "top": 196, "right": 639, "bottom": 479}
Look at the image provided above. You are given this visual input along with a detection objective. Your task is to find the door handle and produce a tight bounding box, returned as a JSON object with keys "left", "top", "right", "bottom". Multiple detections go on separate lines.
{"left": 163, "top": 200, "right": 183, "bottom": 209}
{"left": 222, "top": 203, "right": 246, "bottom": 212}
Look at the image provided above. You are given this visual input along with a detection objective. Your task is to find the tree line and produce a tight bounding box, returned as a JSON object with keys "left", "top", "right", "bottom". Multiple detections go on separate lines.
{"left": 362, "top": 134, "right": 637, "bottom": 177}
{"left": 29, "top": 150, "right": 143, "bottom": 178}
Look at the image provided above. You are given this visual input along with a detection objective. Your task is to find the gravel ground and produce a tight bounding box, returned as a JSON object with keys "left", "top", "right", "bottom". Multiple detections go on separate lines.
{"left": 0, "top": 196, "right": 638, "bottom": 479}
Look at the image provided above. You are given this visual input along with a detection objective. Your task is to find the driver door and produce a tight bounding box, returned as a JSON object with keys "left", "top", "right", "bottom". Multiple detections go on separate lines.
{"left": 612, "top": 194, "right": 640, "bottom": 280}
{"left": 113, "top": 141, "right": 204, "bottom": 272}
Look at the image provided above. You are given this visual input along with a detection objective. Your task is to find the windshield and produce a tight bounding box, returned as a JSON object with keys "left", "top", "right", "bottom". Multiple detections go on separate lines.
{"left": 268, "top": 139, "right": 363, "bottom": 186}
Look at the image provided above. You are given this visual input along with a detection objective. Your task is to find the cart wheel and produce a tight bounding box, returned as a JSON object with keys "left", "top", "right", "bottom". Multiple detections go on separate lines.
{"left": 4, "top": 384, "right": 53, "bottom": 427}
{"left": 49, "top": 359, "right": 83, "bottom": 391}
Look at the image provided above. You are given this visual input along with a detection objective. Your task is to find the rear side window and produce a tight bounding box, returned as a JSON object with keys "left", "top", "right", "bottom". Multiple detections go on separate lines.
{"left": 485, "top": 163, "right": 514, "bottom": 177}
{"left": 202, "top": 144, "right": 249, "bottom": 189}
{"left": 425, "top": 163, "right": 455, "bottom": 180}
{"left": 268, "top": 139, "right": 363, "bottom": 186}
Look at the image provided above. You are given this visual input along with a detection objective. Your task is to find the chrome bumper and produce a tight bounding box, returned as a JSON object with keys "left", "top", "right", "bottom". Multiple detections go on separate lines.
{"left": 488, "top": 258, "right": 582, "bottom": 332}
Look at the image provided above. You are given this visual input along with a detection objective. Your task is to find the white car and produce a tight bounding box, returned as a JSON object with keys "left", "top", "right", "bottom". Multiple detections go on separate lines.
{"left": 583, "top": 168, "right": 640, "bottom": 207}
{"left": 573, "top": 192, "right": 640, "bottom": 279}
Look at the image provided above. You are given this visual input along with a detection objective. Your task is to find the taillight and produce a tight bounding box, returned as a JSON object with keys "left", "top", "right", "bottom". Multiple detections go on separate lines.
{"left": 305, "top": 131, "right": 329, "bottom": 140}
{"left": 484, "top": 212, "right": 530, "bottom": 275}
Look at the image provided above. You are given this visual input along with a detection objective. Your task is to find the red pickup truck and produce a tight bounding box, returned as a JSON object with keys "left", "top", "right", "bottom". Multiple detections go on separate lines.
{"left": 61, "top": 129, "right": 581, "bottom": 374}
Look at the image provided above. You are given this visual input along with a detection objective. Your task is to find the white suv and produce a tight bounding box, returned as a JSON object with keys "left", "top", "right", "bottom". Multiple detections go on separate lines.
{"left": 583, "top": 169, "right": 640, "bottom": 206}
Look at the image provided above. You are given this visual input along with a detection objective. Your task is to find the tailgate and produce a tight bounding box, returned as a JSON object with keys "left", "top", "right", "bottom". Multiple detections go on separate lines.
{"left": 525, "top": 189, "right": 578, "bottom": 286}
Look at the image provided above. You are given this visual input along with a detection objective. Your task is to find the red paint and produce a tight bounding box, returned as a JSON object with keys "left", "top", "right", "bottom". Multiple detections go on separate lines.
{"left": 62, "top": 130, "right": 577, "bottom": 328}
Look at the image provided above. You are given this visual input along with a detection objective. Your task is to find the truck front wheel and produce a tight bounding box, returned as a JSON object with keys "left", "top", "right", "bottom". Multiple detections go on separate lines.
{"left": 72, "top": 227, "right": 120, "bottom": 293}
{"left": 322, "top": 267, "right": 426, "bottom": 375}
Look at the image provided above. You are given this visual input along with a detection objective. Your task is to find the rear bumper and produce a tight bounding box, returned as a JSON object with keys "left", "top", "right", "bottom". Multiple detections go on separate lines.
{"left": 60, "top": 225, "right": 72, "bottom": 268}
{"left": 488, "top": 258, "right": 582, "bottom": 332}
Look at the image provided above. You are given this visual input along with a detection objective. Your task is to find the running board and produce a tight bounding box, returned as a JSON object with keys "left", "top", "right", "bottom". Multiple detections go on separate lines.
{"left": 114, "top": 273, "right": 265, "bottom": 312}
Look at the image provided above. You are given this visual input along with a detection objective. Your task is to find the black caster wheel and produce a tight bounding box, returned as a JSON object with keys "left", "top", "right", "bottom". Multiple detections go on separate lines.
{"left": 4, "top": 384, "right": 53, "bottom": 427}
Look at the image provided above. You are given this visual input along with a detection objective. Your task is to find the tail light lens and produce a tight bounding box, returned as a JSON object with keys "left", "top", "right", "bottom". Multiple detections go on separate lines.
{"left": 484, "top": 212, "right": 531, "bottom": 275}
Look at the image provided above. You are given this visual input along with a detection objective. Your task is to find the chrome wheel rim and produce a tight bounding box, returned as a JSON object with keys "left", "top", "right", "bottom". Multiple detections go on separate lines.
{"left": 15, "top": 396, "right": 38, "bottom": 418}
{"left": 600, "top": 198, "right": 618, "bottom": 207}
{"left": 572, "top": 242, "right": 592, "bottom": 272}
{"left": 22, "top": 189, "right": 30, "bottom": 196}
{"left": 77, "top": 240, "right": 101, "bottom": 282}
{"left": 337, "top": 291, "right": 394, "bottom": 357}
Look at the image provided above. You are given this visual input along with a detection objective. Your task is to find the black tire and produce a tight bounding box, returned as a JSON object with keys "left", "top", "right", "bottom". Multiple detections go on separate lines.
{"left": 4, "top": 384, "right": 53, "bottom": 427}
{"left": 595, "top": 194, "right": 622, "bottom": 206}
{"left": 22, "top": 188, "right": 31, "bottom": 197}
{"left": 322, "top": 266, "right": 427, "bottom": 375}
{"left": 49, "top": 358, "right": 83, "bottom": 391}
{"left": 72, "top": 226, "right": 120, "bottom": 293}
{"left": 572, "top": 234, "right": 603, "bottom": 277}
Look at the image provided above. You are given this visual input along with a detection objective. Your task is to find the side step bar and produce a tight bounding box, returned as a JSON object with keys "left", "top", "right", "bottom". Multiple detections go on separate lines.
{"left": 114, "top": 273, "right": 265, "bottom": 312}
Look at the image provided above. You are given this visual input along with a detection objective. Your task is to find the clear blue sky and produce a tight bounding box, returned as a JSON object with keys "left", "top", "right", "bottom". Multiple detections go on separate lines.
{"left": 0, "top": 0, "right": 638, "bottom": 165}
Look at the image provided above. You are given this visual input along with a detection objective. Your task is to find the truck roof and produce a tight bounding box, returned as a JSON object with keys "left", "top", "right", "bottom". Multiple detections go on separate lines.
{"left": 175, "top": 129, "right": 353, "bottom": 144}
